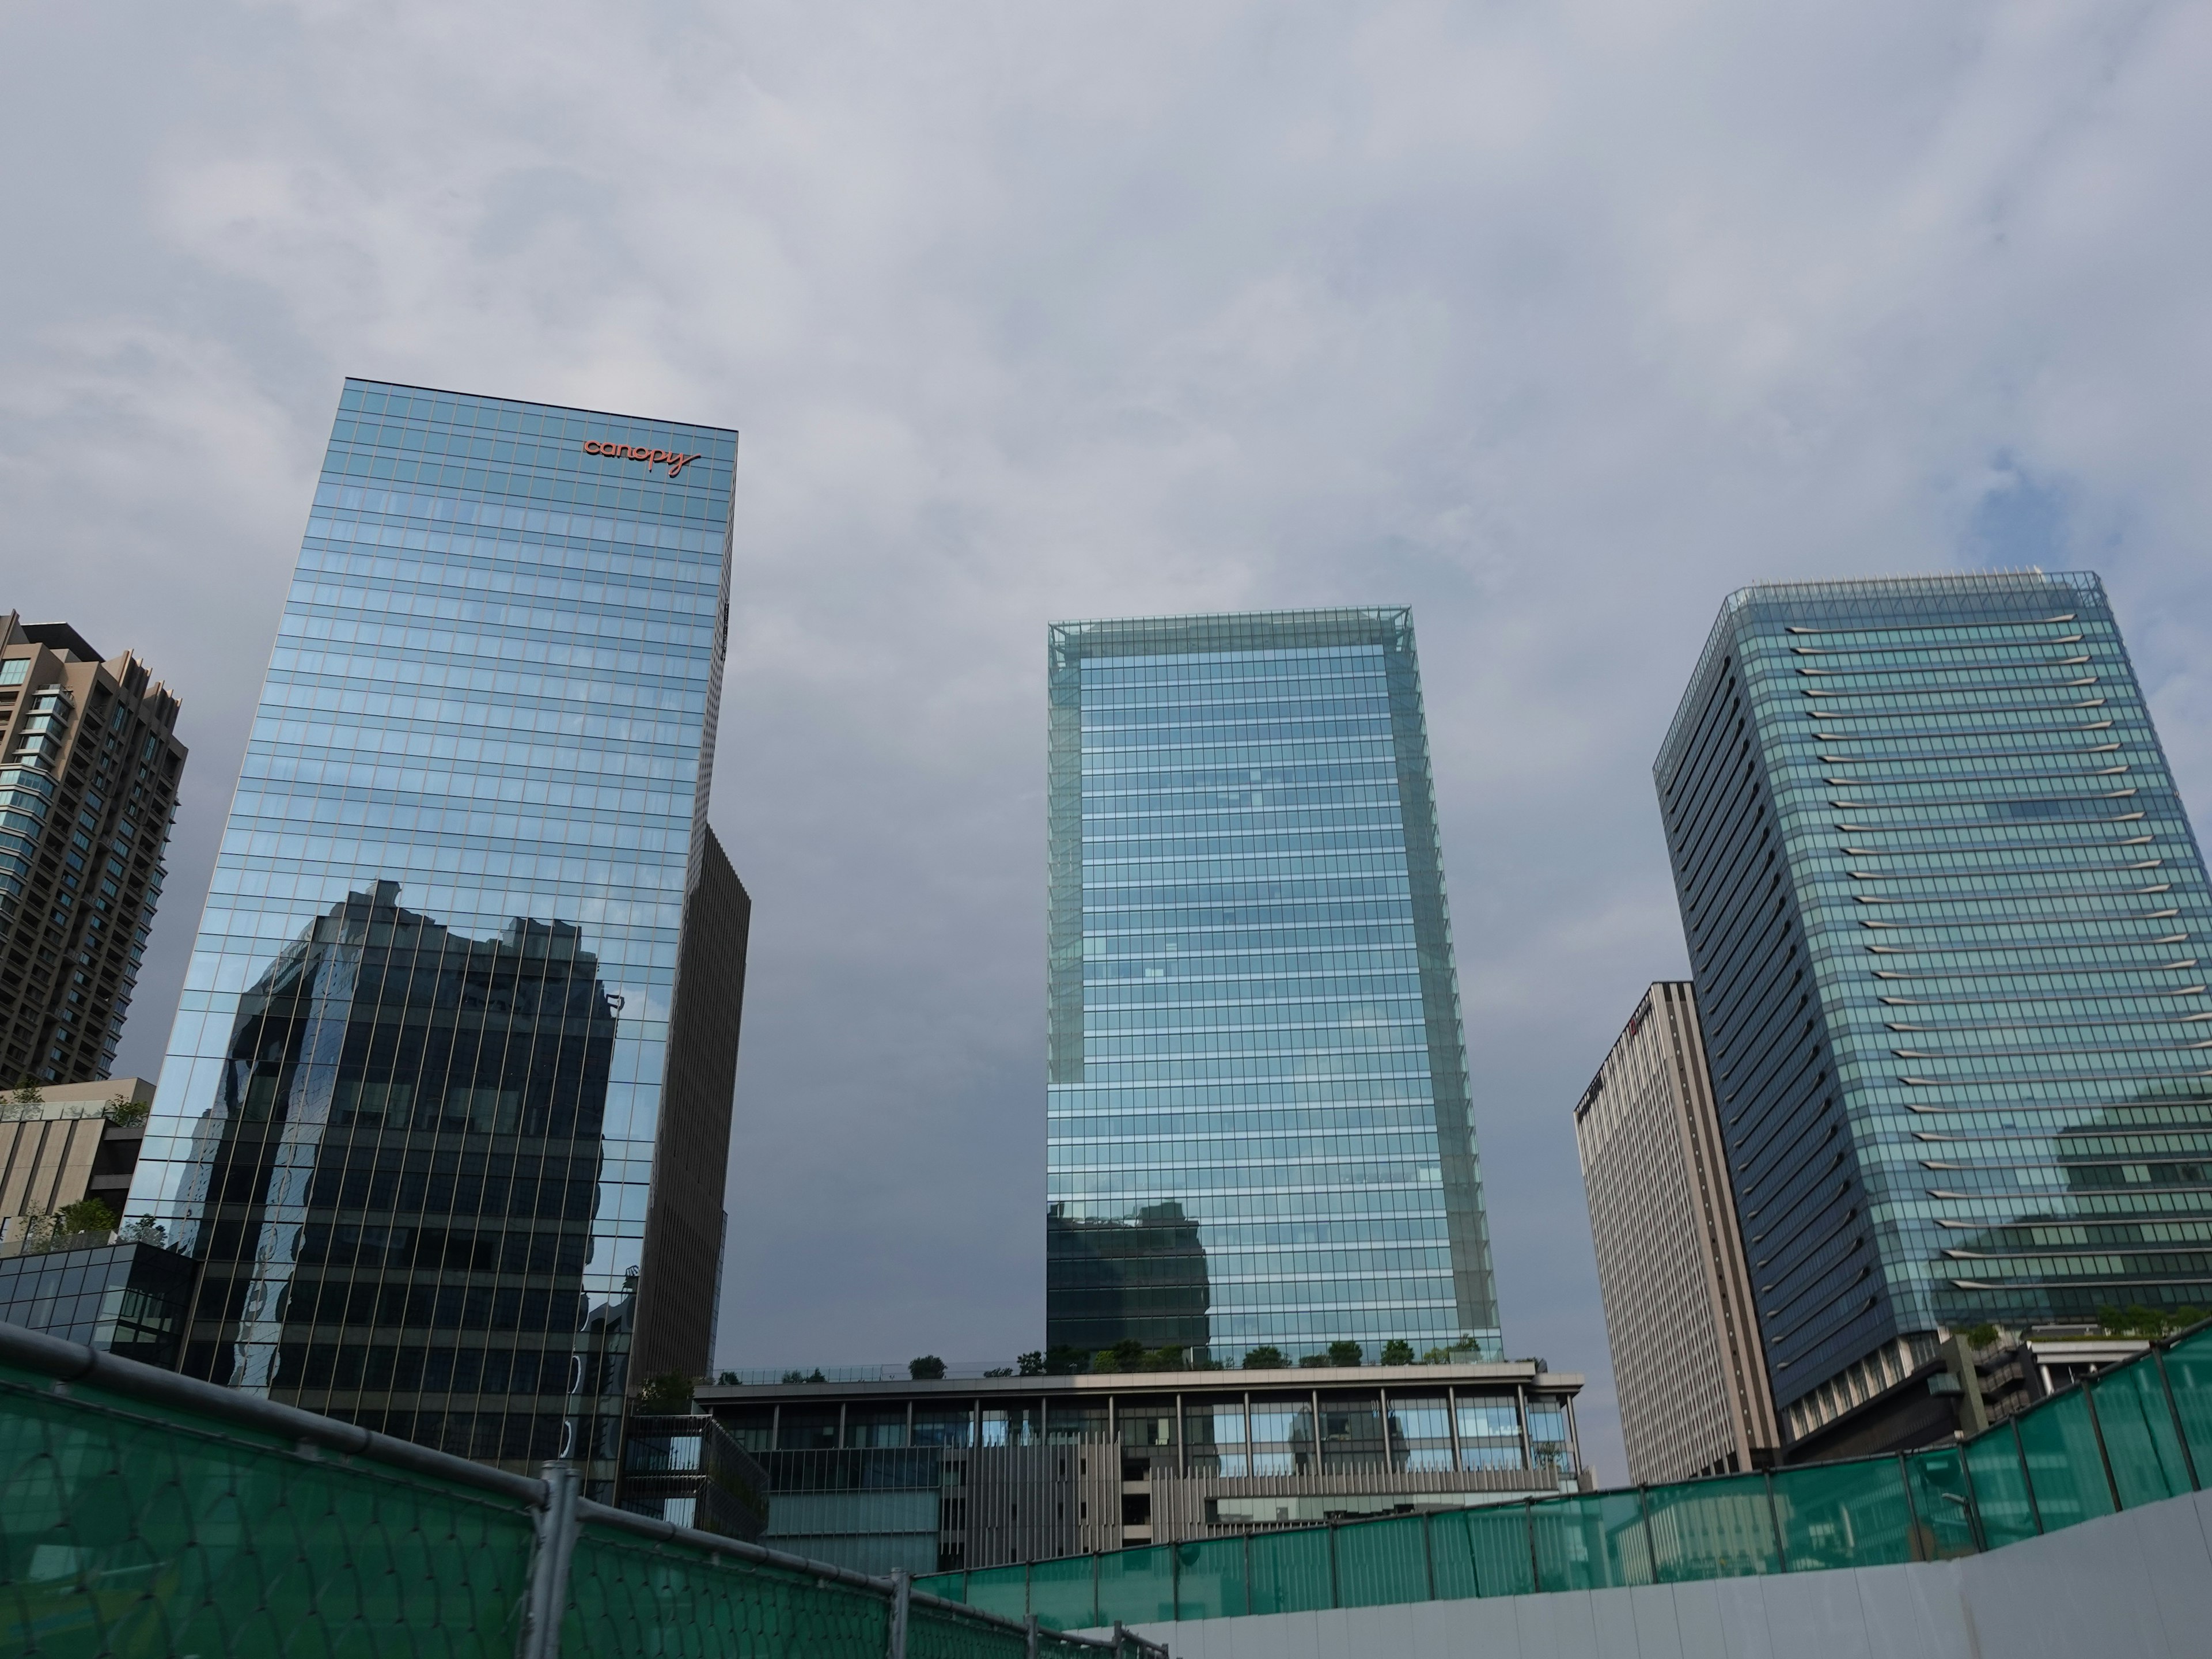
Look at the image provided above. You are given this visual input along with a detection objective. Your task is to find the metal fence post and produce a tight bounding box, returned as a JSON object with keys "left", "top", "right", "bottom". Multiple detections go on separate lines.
{"left": 1523, "top": 1497, "right": 1540, "bottom": 1591}
{"left": 520, "top": 1461, "right": 580, "bottom": 1659}
{"left": 1953, "top": 1435, "right": 1988, "bottom": 1553}
{"left": 888, "top": 1568, "right": 911, "bottom": 1659}
{"left": 1024, "top": 1612, "right": 1039, "bottom": 1659}
{"left": 2078, "top": 1378, "right": 2124, "bottom": 1513}
{"left": 1327, "top": 1520, "right": 1340, "bottom": 1608}
{"left": 2013, "top": 1418, "right": 2044, "bottom": 1535}
{"left": 1421, "top": 1510, "right": 1435, "bottom": 1600}
{"left": 1762, "top": 1469, "right": 1789, "bottom": 1572}
{"left": 2152, "top": 1348, "right": 2201, "bottom": 1492}
{"left": 1895, "top": 1453, "right": 1926, "bottom": 1562}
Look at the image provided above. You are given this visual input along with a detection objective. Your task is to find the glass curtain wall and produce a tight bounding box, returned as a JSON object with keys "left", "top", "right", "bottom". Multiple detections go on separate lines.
{"left": 126, "top": 378, "right": 738, "bottom": 1483}
{"left": 1046, "top": 609, "right": 1501, "bottom": 1365}
{"left": 1656, "top": 570, "right": 2212, "bottom": 1430}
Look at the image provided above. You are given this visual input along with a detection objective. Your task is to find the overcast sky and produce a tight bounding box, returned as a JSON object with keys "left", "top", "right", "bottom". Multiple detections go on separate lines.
{"left": 7, "top": 0, "right": 2212, "bottom": 1482}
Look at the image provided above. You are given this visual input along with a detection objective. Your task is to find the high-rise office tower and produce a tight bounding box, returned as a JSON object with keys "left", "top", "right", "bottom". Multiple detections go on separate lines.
{"left": 1574, "top": 982, "right": 1776, "bottom": 1481}
{"left": 0, "top": 616, "right": 185, "bottom": 1084}
{"left": 1046, "top": 608, "right": 1500, "bottom": 1365}
{"left": 1656, "top": 571, "right": 2212, "bottom": 1448}
{"left": 127, "top": 380, "right": 749, "bottom": 1484}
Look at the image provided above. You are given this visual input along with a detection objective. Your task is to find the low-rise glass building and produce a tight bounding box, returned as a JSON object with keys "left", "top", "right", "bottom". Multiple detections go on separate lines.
{"left": 698, "top": 1362, "right": 1584, "bottom": 1574}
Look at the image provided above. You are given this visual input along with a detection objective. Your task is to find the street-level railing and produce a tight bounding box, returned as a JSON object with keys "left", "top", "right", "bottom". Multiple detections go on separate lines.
{"left": 923, "top": 1321, "right": 2211, "bottom": 1630}
{"left": 0, "top": 1321, "right": 1171, "bottom": 1658}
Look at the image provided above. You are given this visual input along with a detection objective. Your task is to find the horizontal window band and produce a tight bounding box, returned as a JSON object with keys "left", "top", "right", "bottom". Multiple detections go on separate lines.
{"left": 1848, "top": 888, "right": 2180, "bottom": 902}
{"left": 1950, "top": 1275, "right": 2212, "bottom": 1290}
{"left": 1862, "top": 941, "right": 2194, "bottom": 956}
{"left": 1891, "top": 1042, "right": 2212, "bottom": 1058}
{"left": 1840, "top": 871, "right": 2168, "bottom": 885}
{"left": 1883, "top": 1016, "right": 2212, "bottom": 1032}
{"left": 1821, "top": 770, "right": 2136, "bottom": 787}
{"left": 1796, "top": 662, "right": 2096, "bottom": 677}
{"left": 1838, "top": 839, "right": 2163, "bottom": 857}
{"left": 1823, "top": 792, "right": 2152, "bottom": 810}
{"left": 1782, "top": 615, "right": 2079, "bottom": 636}
{"left": 1877, "top": 988, "right": 2209, "bottom": 1003}
{"left": 1787, "top": 638, "right": 2086, "bottom": 656}
{"left": 1893, "top": 1079, "right": 2212, "bottom": 1092}
{"left": 1801, "top": 685, "right": 2104, "bottom": 699}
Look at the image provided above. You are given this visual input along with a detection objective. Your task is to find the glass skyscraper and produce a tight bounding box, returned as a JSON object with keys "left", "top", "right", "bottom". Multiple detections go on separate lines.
{"left": 1656, "top": 571, "right": 2212, "bottom": 1443}
{"left": 1046, "top": 608, "right": 1501, "bottom": 1366}
{"left": 126, "top": 379, "right": 751, "bottom": 1486}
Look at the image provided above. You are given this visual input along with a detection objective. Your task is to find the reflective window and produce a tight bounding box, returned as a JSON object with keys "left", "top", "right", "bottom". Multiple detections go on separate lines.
{"left": 845, "top": 1408, "right": 909, "bottom": 1449}
{"left": 913, "top": 1407, "right": 975, "bottom": 1448}
{"left": 982, "top": 1402, "right": 1043, "bottom": 1447}
{"left": 1248, "top": 1392, "right": 1317, "bottom": 1475}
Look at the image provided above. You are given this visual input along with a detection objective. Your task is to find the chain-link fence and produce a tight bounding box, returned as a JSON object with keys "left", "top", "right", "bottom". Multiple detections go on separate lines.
{"left": 0, "top": 1322, "right": 1169, "bottom": 1658}
{"left": 926, "top": 1321, "right": 2212, "bottom": 1630}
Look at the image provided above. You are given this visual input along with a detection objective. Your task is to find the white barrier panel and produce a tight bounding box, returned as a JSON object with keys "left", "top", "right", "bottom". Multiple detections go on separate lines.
{"left": 1090, "top": 1487, "right": 2212, "bottom": 1659}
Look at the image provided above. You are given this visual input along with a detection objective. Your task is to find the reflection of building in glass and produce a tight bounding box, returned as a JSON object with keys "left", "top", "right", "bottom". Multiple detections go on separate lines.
{"left": 1655, "top": 571, "right": 2212, "bottom": 1453}
{"left": 1931, "top": 1096, "right": 2212, "bottom": 1324}
{"left": 0, "top": 1239, "right": 197, "bottom": 1369}
{"left": 1046, "top": 1199, "right": 1210, "bottom": 1355}
{"left": 700, "top": 1359, "right": 1582, "bottom": 1572}
{"left": 620, "top": 1411, "right": 770, "bottom": 1540}
{"left": 171, "top": 883, "right": 618, "bottom": 1464}
{"left": 127, "top": 380, "right": 748, "bottom": 1493}
{"left": 1046, "top": 609, "right": 1501, "bottom": 1366}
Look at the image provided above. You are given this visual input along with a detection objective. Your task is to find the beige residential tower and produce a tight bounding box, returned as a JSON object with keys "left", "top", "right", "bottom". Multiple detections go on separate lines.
{"left": 1574, "top": 982, "right": 1777, "bottom": 1482}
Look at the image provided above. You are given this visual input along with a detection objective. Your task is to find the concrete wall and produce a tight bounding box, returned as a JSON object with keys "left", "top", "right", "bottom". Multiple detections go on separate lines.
{"left": 1090, "top": 1487, "right": 2212, "bottom": 1659}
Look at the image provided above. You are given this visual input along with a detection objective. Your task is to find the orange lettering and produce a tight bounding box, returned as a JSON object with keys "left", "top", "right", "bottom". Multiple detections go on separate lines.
{"left": 582, "top": 438, "right": 706, "bottom": 478}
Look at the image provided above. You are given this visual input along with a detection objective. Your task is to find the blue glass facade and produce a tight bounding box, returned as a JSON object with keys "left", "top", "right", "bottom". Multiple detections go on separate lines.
{"left": 1656, "top": 571, "right": 2212, "bottom": 1430}
{"left": 124, "top": 379, "right": 748, "bottom": 1481}
{"left": 1046, "top": 609, "right": 1500, "bottom": 1365}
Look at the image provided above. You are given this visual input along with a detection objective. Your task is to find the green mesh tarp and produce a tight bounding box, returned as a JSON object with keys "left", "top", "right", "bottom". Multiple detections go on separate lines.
{"left": 1028, "top": 1552, "right": 1099, "bottom": 1631}
{"left": 1964, "top": 1423, "right": 2040, "bottom": 1547}
{"left": 567, "top": 1523, "right": 892, "bottom": 1658}
{"left": 1771, "top": 1456, "right": 1914, "bottom": 1571}
{"left": 2017, "top": 1389, "right": 2116, "bottom": 1533}
{"left": 959, "top": 1566, "right": 1029, "bottom": 1624}
{"left": 1644, "top": 1472, "right": 1781, "bottom": 1581}
{"left": 907, "top": 1604, "right": 1029, "bottom": 1659}
{"left": 1531, "top": 1490, "right": 1650, "bottom": 1592}
{"left": 0, "top": 1356, "right": 1075, "bottom": 1658}
{"left": 1903, "top": 1446, "right": 1980, "bottom": 1560}
{"left": 1093, "top": 1543, "right": 1175, "bottom": 1628}
{"left": 1334, "top": 1513, "right": 1430, "bottom": 1607}
{"left": 1245, "top": 1525, "right": 1332, "bottom": 1616}
{"left": 0, "top": 1360, "right": 533, "bottom": 1658}
{"left": 2093, "top": 1357, "right": 2194, "bottom": 1509}
{"left": 2166, "top": 1325, "right": 2212, "bottom": 1476}
{"left": 1460, "top": 1502, "right": 1539, "bottom": 1597}
{"left": 1172, "top": 1536, "right": 1248, "bottom": 1620}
